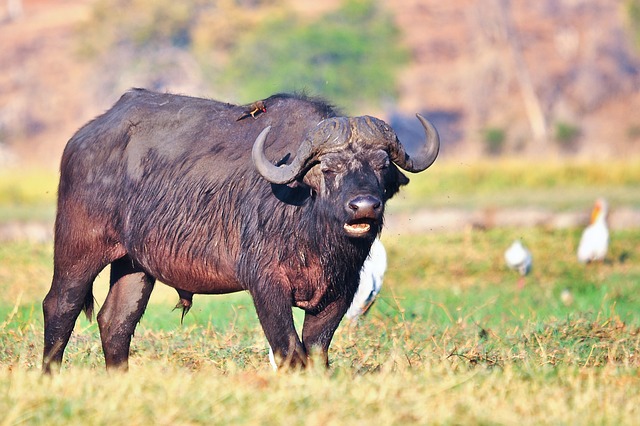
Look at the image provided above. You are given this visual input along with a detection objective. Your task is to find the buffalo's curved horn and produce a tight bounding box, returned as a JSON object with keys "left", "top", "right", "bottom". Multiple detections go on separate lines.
{"left": 252, "top": 119, "right": 350, "bottom": 184}
{"left": 252, "top": 127, "right": 286, "bottom": 182}
{"left": 388, "top": 114, "right": 440, "bottom": 172}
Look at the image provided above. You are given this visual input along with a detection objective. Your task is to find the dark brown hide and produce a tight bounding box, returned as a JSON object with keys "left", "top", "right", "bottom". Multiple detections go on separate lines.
{"left": 42, "top": 89, "right": 438, "bottom": 372}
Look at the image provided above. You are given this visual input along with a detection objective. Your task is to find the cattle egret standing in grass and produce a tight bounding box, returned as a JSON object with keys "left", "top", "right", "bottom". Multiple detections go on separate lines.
{"left": 504, "top": 239, "right": 532, "bottom": 289}
{"left": 268, "top": 238, "right": 387, "bottom": 370}
{"left": 345, "top": 238, "right": 387, "bottom": 321}
{"left": 577, "top": 198, "right": 609, "bottom": 263}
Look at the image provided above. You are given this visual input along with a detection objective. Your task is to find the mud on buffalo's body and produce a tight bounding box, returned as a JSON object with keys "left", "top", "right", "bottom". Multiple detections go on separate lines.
{"left": 43, "top": 88, "right": 439, "bottom": 372}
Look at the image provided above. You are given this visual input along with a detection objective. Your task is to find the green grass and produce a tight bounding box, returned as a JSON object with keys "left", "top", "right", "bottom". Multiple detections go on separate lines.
{"left": 1, "top": 225, "right": 639, "bottom": 424}
{"left": 391, "top": 159, "right": 640, "bottom": 211}
{"left": 2, "top": 160, "right": 640, "bottom": 221}
{"left": 1, "top": 162, "right": 639, "bottom": 423}
{"left": 0, "top": 169, "right": 57, "bottom": 222}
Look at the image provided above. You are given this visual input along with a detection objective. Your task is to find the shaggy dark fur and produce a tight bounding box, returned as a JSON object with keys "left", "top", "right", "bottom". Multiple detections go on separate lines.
{"left": 42, "top": 89, "right": 416, "bottom": 372}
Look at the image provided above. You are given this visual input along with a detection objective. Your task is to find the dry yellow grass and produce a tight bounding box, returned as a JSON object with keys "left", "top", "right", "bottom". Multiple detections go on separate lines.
{"left": 2, "top": 162, "right": 640, "bottom": 424}
{"left": 0, "top": 353, "right": 638, "bottom": 425}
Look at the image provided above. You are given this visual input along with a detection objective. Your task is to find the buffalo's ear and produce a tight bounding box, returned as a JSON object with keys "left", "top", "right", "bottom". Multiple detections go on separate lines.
{"left": 398, "top": 169, "right": 410, "bottom": 186}
{"left": 301, "top": 166, "right": 322, "bottom": 192}
{"left": 384, "top": 166, "right": 409, "bottom": 200}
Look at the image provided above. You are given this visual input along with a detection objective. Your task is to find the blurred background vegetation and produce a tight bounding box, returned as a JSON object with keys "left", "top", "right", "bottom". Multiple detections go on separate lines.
{"left": 1, "top": 0, "right": 640, "bottom": 166}
{"left": 75, "top": 0, "right": 405, "bottom": 111}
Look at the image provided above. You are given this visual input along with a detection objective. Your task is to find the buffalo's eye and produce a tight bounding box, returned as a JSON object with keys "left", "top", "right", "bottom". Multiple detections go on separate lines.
{"left": 377, "top": 158, "right": 390, "bottom": 171}
{"left": 321, "top": 163, "right": 342, "bottom": 176}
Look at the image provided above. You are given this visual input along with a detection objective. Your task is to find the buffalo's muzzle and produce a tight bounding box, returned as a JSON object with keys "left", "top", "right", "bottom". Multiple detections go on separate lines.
{"left": 348, "top": 195, "right": 381, "bottom": 218}
{"left": 343, "top": 195, "right": 382, "bottom": 237}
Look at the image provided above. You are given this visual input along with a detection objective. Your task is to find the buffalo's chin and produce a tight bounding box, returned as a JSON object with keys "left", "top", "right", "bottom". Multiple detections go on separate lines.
{"left": 343, "top": 219, "right": 377, "bottom": 237}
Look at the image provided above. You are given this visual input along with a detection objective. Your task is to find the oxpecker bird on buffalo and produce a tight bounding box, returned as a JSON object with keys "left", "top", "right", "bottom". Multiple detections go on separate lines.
{"left": 42, "top": 89, "right": 439, "bottom": 373}
{"left": 236, "top": 100, "right": 267, "bottom": 121}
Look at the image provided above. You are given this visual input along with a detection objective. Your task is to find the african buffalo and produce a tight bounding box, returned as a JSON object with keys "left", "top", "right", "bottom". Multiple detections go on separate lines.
{"left": 42, "top": 89, "right": 439, "bottom": 372}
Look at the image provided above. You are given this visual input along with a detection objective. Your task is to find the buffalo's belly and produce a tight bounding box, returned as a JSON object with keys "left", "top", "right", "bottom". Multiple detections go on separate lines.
{"left": 163, "top": 276, "right": 245, "bottom": 295}
{"left": 133, "top": 252, "right": 245, "bottom": 294}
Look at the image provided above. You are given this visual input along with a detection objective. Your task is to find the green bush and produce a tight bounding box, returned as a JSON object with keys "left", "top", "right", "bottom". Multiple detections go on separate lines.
{"left": 482, "top": 127, "right": 506, "bottom": 155}
{"left": 625, "top": 0, "right": 640, "bottom": 51}
{"left": 627, "top": 125, "right": 640, "bottom": 140}
{"left": 222, "top": 0, "right": 407, "bottom": 111}
{"left": 554, "top": 121, "right": 581, "bottom": 151}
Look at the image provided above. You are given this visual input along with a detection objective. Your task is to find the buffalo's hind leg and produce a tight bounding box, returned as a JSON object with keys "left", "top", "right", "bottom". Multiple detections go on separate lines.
{"left": 97, "top": 256, "right": 154, "bottom": 371}
{"left": 43, "top": 267, "right": 103, "bottom": 374}
{"left": 43, "top": 229, "right": 117, "bottom": 374}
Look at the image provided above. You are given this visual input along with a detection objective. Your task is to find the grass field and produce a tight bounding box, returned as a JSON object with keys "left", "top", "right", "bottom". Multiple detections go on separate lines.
{"left": 2, "top": 159, "right": 640, "bottom": 220}
{"left": 1, "top": 162, "right": 639, "bottom": 424}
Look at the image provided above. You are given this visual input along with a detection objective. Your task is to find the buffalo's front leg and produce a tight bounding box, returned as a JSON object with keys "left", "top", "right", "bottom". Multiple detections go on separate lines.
{"left": 97, "top": 256, "right": 154, "bottom": 371}
{"left": 251, "top": 284, "right": 307, "bottom": 369}
{"left": 302, "top": 298, "right": 351, "bottom": 368}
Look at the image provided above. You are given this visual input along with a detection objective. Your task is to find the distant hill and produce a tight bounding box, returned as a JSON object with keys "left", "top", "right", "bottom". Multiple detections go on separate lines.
{"left": 1, "top": 0, "right": 639, "bottom": 167}
{"left": 387, "top": 0, "right": 640, "bottom": 159}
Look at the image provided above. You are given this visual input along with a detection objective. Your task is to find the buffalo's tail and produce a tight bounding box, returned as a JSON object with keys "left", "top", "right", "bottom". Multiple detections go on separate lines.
{"left": 83, "top": 287, "right": 95, "bottom": 321}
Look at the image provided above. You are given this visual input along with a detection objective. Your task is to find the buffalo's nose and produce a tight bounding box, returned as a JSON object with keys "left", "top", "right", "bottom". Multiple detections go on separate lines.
{"left": 348, "top": 195, "right": 382, "bottom": 218}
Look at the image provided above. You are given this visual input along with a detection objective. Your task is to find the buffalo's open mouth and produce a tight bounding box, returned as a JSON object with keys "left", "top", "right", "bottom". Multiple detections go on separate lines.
{"left": 343, "top": 219, "right": 376, "bottom": 236}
